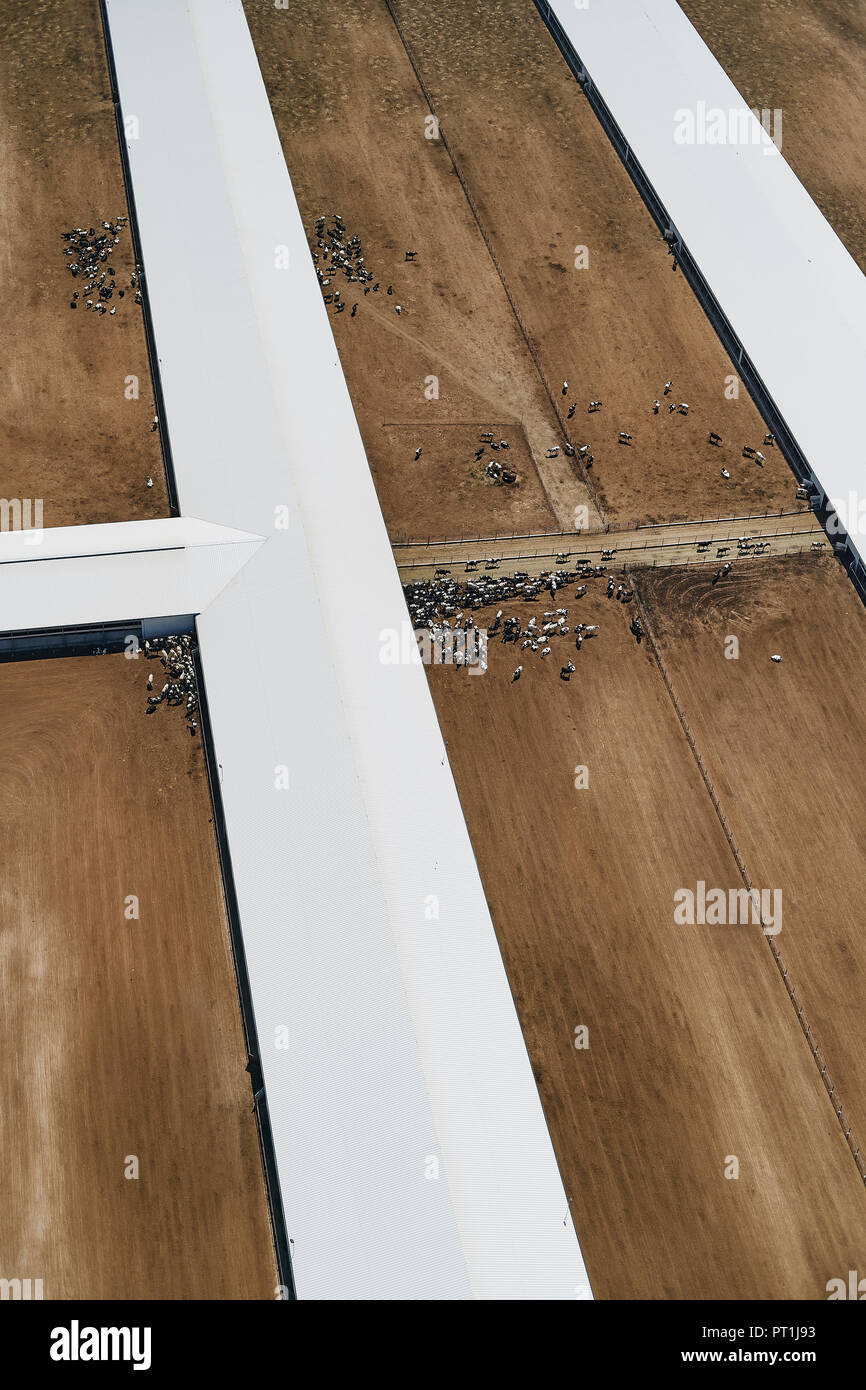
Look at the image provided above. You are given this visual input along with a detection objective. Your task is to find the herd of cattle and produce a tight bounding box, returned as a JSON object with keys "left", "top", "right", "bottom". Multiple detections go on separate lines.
{"left": 477, "top": 431, "right": 519, "bottom": 487}
{"left": 143, "top": 635, "right": 199, "bottom": 736}
{"left": 307, "top": 213, "right": 800, "bottom": 503}
{"left": 405, "top": 430, "right": 521, "bottom": 485}
{"left": 62, "top": 217, "right": 143, "bottom": 317}
{"left": 311, "top": 211, "right": 405, "bottom": 318}
{"left": 403, "top": 561, "right": 649, "bottom": 683}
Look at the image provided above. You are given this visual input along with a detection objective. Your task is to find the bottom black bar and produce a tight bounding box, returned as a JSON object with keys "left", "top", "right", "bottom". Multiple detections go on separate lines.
{"left": 2, "top": 1296, "right": 861, "bottom": 1373}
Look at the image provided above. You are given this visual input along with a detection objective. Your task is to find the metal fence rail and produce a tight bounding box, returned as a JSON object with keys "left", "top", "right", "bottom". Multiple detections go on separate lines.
{"left": 391, "top": 508, "right": 811, "bottom": 549}
{"left": 0, "top": 618, "right": 143, "bottom": 662}
{"left": 395, "top": 525, "right": 820, "bottom": 574}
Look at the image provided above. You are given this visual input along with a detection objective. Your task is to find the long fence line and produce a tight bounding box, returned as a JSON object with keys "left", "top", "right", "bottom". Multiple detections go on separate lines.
{"left": 632, "top": 508, "right": 808, "bottom": 531}
{"left": 629, "top": 544, "right": 813, "bottom": 571}
{"left": 391, "top": 507, "right": 812, "bottom": 549}
{"left": 381, "top": 0, "right": 608, "bottom": 529}
{"left": 630, "top": 569, "right": 866, "bottom": 1186}
{"left": 395, "top": 524, "right": 819, "bottom": 575}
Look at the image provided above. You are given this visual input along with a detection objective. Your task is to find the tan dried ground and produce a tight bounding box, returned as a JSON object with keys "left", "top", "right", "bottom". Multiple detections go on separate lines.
{"left": 640, "top": 553, "right": 866, "bottom": 1195}
{"left": 388, "top": 0, "right": 797, "bottom": 526}
{"left": 244, "top": 0, "right": 607, "bottom": 540}
{"left": 0, "top": 0, "right": 167, "bottom": 527}
{"left": 244, "top": 0, "right": 809, "bottom": 537}
{"left": 0, "top": 654, "right": 276, "bottom": 1299}
{"left": 426, "top": 571, "right": 866, "bottom": 1299}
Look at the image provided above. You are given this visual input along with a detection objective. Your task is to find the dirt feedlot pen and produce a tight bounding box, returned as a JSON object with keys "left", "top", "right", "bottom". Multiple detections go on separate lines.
{"left": 0, "top": 0, "right": 169, "bottom": 525}
{"left": 0, "top": 642, "right": 281, "bottom": 1298}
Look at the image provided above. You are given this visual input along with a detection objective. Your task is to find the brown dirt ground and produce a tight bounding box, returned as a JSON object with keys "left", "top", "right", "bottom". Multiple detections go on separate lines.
{"left": 0, "top": 654, "right": 276, "bottom": 1299}
{"left": 246, "top": 0, "right": 796, "bottom": 535}
{"left": 383, "top": 423, "right": 547, "bottom": 543}
{"left": 0, "top": 0, "right": 168, "bottom": 527}
{"left": 387, "top": 0, "right": 797, "bottom": 526}
{"left": 639, "top": 552, "right": 866, "bottom": 1187}
{"left": 243, "top": 0, "right": 598, "bottom": 540}
{"left": 246, "top": 0, "right": 866, "bottom": 1298}
{"left": 679, "top": 0, "right": 866, "bottom": 275}
{"left": 425, "top": 573, "right": 866, "bottom": 1298}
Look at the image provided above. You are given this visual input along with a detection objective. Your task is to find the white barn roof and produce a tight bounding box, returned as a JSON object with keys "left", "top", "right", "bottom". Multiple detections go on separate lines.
{"left": 95, "top": 0, "right": 592, "bottom": 1300}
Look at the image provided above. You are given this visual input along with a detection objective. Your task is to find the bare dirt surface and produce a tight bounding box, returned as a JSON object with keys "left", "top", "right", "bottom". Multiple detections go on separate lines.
{"left": 379, "top": 422, "right": 550, "bottom": 544}
{"left": 680, "top": 0, "right": 866, "bottom": 275}
{"left": 243, "top": 0, "right": 600, "bottom": 541}
{"left": 246, "top": 0, "right": 866, "bottom": 1299}
{"left": 639, "top": 552, "right": 866, "bottom": 1188}
{"left": 0, "top": 0, "right": 168, "bottom": 527}
{"left": 425, "top": 571, "right": 866, "bottom": 1299}
{"left": 389, "top": 0, "right": 797, "bottom": 526}
{"left": 246, "top": 0, "right": 796, "bottom": 536}
{"left": 0, "top": 654, "right": 276, "bottom": 1299}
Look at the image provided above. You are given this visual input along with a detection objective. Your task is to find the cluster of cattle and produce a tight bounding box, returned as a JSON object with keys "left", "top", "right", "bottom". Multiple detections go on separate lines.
{"left": 423, "top": 617, "right": 488, "bottom": 670}
{"left": 311, "top": 211, "right": 402, "bottom": 318}
{"left": 714, "top": 431, "right": 777, "bottom": 481}
{"left": 735, "top": 536, "right": 771, "bottom": 556}
{"left": 408, "top": 431, "right": 521, "bottom": 485}
{"left": 652, "top": 381, "right": 686, "bottom": 415}
{"left": 62, "top": 218, "right": 142, "bottom": 316}
{"left": 403, "top": 560, "right": 647, "bottom": 684}
{"left": 504, "top": 599, "right": 602, "bottom": 681}
{"left": 143, "top": 635, "right": 199, "bottom": 736}
{"left": 476, "top": 431, "right": 518, "bottom": 487}
{"left": 404, "top": 565, "right": 596, "bottom": 631}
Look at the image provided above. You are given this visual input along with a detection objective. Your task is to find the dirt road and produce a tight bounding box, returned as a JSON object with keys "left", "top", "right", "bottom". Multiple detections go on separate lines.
{"left": 394, "top": 506, "right": 822, "bottom": 580}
